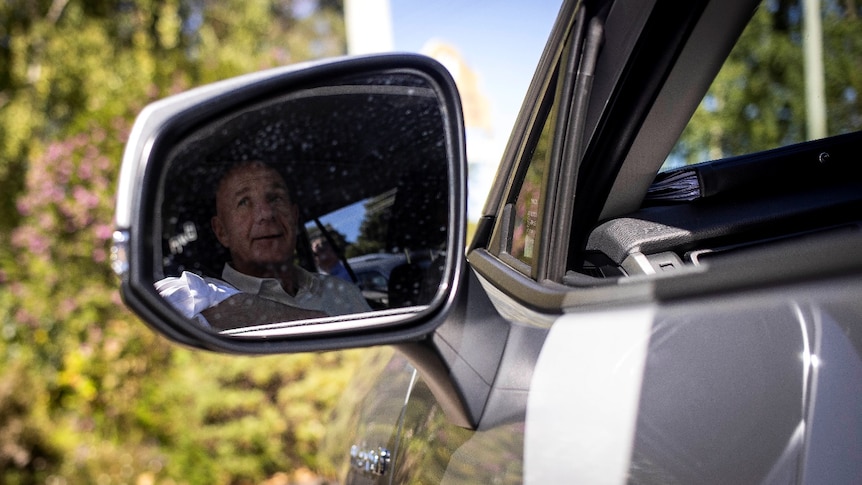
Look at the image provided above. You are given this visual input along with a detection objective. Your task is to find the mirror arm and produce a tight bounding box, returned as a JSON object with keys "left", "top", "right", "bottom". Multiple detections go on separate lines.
{"left": 394, "top": 267, "right": 510, "bottom": 429}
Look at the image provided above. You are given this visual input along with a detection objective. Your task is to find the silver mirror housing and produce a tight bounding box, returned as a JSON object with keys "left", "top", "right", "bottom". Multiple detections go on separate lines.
{"left": 113, "top": 54, "right": 467, "bottom": 354}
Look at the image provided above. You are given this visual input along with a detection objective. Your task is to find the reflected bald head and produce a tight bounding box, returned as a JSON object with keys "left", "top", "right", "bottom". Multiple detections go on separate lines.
{"left": 211, "top": 161, "right": 299, "bottom": 279}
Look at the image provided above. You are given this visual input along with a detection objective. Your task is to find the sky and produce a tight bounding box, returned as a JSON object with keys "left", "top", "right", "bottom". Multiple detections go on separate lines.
{"left": 318, "top": 1, "right": 562, "bottom": 241}
{"left": 389, "top": 1, "right": 562, "bottom": 219}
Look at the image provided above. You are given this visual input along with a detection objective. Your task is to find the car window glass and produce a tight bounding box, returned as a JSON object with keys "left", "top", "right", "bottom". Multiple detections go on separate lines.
{"left": 304, "top": 197, "right": 403, "bottom": 310}
{"left": 662, "top": 0, "right": 862, "bottom": 171}
{"left": 490, "top": 24, "right": 571, "bottom": 279}
{"left": 510, "top": 105, "right": 556, "bottom": 269}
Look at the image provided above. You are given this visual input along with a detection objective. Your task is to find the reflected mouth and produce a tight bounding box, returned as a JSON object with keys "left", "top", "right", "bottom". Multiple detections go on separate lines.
{"left": 253, "top": 233, "right": 283, "bottom": 241}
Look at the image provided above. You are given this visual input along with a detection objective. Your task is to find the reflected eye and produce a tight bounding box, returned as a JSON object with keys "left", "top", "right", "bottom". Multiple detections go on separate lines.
{"left": 268, "top": 192, "right": 289, "bottom": 206}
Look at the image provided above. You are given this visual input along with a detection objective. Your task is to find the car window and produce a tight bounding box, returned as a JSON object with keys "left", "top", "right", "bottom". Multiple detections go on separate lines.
{"left": 510, "top": 104, "right": 557, "bottom": 268}
{"left": 356, "top": 271, "right": 388, "bottom": 292}
{"left": 662, "top": 0, "right": 862, "bottom": 171}
{"left": 304, "top": 198, "right": 385, "bottom": 259}
{"left": 487, "top": 72, "right": 566, "bottom": 280}
{"left": 590, "top": 0, "right": 862, "bottom": 283}
{"left": 490, "top": 13, "right": 576, "bottom": 279}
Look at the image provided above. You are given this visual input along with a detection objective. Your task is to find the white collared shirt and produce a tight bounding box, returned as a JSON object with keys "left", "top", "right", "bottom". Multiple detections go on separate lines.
{"left": 221, "top": 263, "right": 370, "bottom": 316}
{"left": 156, "top": 264, "right": 371, "bottom": 327}
{"left": 155, "top": 271, "right": 241, "bottom": 327}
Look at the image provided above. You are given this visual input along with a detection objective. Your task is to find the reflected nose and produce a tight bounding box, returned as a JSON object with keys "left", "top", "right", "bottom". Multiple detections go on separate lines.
{"left": 254, "top": 199, "right": 276, "bottom": 221}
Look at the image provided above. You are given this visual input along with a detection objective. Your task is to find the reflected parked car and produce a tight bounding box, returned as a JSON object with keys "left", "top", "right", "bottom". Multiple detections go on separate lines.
{"left": 347, "top": 253, "right": 407, "bottom": 309}
{"left": 347, "top": 251, "right": 443, "bottom": 310}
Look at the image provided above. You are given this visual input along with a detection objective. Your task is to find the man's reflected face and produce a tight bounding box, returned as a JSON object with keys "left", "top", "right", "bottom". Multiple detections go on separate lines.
{"left": 212, "top": 162, "right": 298, "bottom": 277}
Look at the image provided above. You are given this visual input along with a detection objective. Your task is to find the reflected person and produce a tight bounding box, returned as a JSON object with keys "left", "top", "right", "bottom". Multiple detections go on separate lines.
{"left": 311, "top": 235, "right": 352, "bottom": 282}
{"left": 158, "top": 160, "right": 370, "bottom": 330}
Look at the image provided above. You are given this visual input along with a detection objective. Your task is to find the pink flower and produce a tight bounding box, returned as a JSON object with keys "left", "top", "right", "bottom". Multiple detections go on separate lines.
{"left": 94, "top": 224, "right": 113, "bottom": 241}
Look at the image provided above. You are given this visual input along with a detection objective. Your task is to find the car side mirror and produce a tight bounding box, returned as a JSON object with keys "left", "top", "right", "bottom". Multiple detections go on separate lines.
{"left": 112, "top": 54, "right": 467, "bottom": 353}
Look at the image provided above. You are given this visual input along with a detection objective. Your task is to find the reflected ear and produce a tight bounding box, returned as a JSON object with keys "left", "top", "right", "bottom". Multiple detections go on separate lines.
{"left": 212, "top": 215, "right": 229, "bottom": 248}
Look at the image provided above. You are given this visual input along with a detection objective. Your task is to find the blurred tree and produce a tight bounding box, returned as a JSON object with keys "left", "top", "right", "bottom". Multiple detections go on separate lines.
{"left": 0, "top": 359, "right": 62, "bottom": 484}
{"left": 160, "top": 350, "right": 363, "bottom": 482}
{"left": 0, "top": 0, "right": 350, "bottom": 483}
{"left": 0, "top": 0, "right": 346, "bottom": 233}
{"left": 347, "top": 191, "right": 394, "bottom": 257}
{"left": 670, "top": 0, "right": 862, "bottom": 167}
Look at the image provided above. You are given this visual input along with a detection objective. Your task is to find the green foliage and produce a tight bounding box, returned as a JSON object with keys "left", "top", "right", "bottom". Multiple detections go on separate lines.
{"left": 672, "top": 0, "right": 862, "bottom": 166}
{"left": 136, "top": 349, "right": 363, "bottom": 484}
{"left": 0, "top": 359, "right": 61, "bottom": 485}
{"left": 4, "top": 0, "right": 854, "bottom": 483}
{"left": 1, "top": 0, "right": 352, "bottom": 483}
{"left": 822, "top": 1, "right": 862, "bottom": 134}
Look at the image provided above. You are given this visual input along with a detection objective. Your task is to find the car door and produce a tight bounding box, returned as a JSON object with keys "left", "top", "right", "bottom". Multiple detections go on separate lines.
{"left": 326, "top": 5, "right": 586, "bottom": 482}
{"left": 463, "top": 0, "right": 862, "bottom": 482}
{"left": 323, "top": 0, "right": 862, "bottom": 481}
{"left": 318, "top": 346, "right": 415, "bottom": 484}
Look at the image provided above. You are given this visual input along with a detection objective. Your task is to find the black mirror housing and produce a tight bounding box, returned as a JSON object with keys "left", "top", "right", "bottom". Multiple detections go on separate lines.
{"left": 112, "top": 54, "right": 467, "bottom": 354}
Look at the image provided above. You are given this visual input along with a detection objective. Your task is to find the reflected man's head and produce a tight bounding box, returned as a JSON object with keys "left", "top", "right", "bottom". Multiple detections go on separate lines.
{"left": 311, "top": 236, "right": 338, "bottom": 271}
{"left": 211, "top": 161, "right": 298, "bottom": 278}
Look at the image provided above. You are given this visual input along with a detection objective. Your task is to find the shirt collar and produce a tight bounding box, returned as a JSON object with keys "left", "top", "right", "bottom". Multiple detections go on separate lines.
{"left": 222, "top": 263, "right": 315, "bottom": 297}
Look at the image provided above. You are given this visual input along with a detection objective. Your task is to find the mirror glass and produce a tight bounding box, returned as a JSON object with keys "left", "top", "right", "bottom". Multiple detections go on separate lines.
{"left": 153, "top": 71, "right": 450, "bottom": 334}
